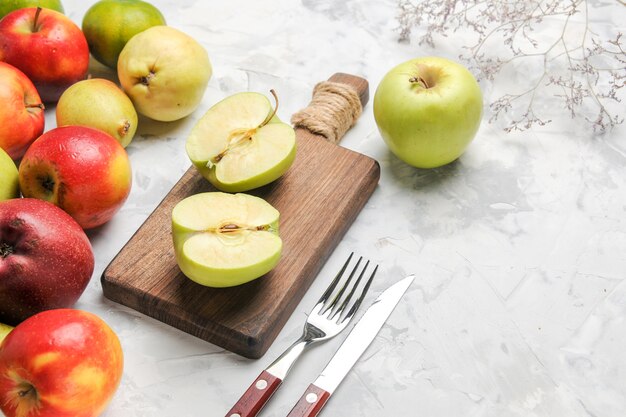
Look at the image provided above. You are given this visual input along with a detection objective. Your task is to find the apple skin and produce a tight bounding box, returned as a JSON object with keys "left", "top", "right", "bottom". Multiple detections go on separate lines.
{"left": 0, "top": 62, "right": 45, "bottom": 160}
{"left": 117, "top": 25, "right": 212, "bottom": 122}
{"left": 0, "top": 0, "right": 64, "bottom": 19}
{"left": 373, "top": 56, "right": 483, "bottom": 169}
{"left": 18, "top": 126, "right": 132, "bottom": 229}
{"left": 0, "top": 198, "right": 94, "bottom": 326}
{"left": 0, "top": 309, "right": 123, "bottom": 417}
{"left": 0, "top": 7, "right": 89, "bottom": 102}
{"left": 56, "top": 78, "right": 138, "bottom": 148}
{"left": 0, "top": 148, "right": 19, "bottom": 201}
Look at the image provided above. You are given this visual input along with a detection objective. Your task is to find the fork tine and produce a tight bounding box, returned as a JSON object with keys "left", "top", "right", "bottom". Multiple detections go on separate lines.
{"left": 329, "top": 259, "right": 369, "bottom": 320}
{"left": 317, "top": 252, "right": 353, "bottom": 306}
{"left": 322, "top": 256, "right": 363, "bottom": 314}
{"left": 339, "top": 264, "right": 377, "bottom": 323}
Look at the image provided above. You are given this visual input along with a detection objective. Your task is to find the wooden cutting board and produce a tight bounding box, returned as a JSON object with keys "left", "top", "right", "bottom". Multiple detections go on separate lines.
{"left": 101, "top": 73, "right": 379, "bottom": 359}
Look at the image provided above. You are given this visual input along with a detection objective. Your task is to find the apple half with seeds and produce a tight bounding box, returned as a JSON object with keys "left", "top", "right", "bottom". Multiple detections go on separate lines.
{"left": 172, "top": 192, "right": 282, "bottom": 287}
{"left": 186, "top": 91, "right": 296, "bottom": 192}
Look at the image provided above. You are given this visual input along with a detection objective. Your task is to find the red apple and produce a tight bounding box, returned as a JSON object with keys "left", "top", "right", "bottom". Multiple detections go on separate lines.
{"left": 0, "top": 62, "right": 45, "bottom": 160}
{"left": 0, "top": 7, "right": 89, "bottom": 102}
{"left": 0, "top": 198, "right": 94, "bottom": 325}
{"left": 0, "top": 309, "right": 124, "bottom": 417}
{"left": 19, "top": 126, "right": 132, "bottom": 229}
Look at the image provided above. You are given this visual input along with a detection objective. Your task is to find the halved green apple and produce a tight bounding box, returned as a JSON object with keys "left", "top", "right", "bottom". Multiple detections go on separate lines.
{"left": 186, "top": 91, "right": 296, "bottom": 192}
{"left": 172, "top": 192, "right": 282, "bottom": 287}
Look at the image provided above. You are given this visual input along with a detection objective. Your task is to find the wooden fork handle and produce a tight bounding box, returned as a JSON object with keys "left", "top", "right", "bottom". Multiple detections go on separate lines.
{"left": 225, "top": 370, "right": 282, "bottom": 417}
{"left": 285, "top": 384, "right": 331, "bottom": 417}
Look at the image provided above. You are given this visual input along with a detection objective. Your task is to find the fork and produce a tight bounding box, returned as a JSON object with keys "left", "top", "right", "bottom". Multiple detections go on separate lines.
{"left": 224, "top": 253, "right": 377, "bottom": 417}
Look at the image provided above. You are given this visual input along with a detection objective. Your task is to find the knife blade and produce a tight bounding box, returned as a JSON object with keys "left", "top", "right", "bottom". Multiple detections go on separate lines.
{"left": 285, "top": 275, "right": 414, "bottom": 417}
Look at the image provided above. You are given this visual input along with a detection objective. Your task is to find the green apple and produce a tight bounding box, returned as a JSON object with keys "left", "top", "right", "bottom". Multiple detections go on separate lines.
{"left": 0, "top": 0, "right": 63, "bottom": 19}
{"left": 172, "top": 192, "right": 282, "bottom": 287}
{"left": 0, "top": 147, "right": 19, "bottom": 201}
{"left": 56, "top": 78, "right": 138, "bottom": 147}
{"left": 0, "top": 323, "right": 12, "bottom": 343}
{"left": 373, "top": 56, "right": 483, "bottom": 168}
{"left": 186, "top": 91, "right": 296, "bottom": 192}
{"left": 82, "top": 0, "right": 166, "bottom": 69}
{"left": 117, "top": 25, "right": 212, "bottom": 122}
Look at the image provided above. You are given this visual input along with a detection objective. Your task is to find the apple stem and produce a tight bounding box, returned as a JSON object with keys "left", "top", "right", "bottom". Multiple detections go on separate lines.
{"left": 32, "top": 7, "right": 42, "bottom": 33}
{"left": 260, "top": 89, "right": 279, "bottom": 128}
{"left": 0, "top": 243, "right": 14, "bottom": 258}
{"left": 25, "top": 103, "right": 45, "bottom": 110}
{"left": 409, "top": 76, "right": 430, "bottom": 89}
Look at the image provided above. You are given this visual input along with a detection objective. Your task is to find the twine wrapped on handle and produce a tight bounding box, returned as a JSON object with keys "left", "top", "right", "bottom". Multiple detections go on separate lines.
{"left": 291, "top": 81, "right": 363, "bottom": 144}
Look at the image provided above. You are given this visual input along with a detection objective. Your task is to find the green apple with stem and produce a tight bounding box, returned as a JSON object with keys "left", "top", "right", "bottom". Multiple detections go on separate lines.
{"left": 186, "top": 91, "right": 296, "bottom": 192}
{"left": 172, "top": 192, "right": 282, "bottom": 287}
{"left": 82, "top": 0, "right": 166, "bottom": 69}
{"left": 373, "top": 56, "right": 483, "bottom": 169}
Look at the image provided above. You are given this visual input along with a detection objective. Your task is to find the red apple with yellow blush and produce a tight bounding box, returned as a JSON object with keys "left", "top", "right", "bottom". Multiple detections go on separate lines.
{"left": 0, "top": 7, "right": 89, "bottom": 102}
{"left": 0, "top": 309, "right": 124, "bottom": 417}
{"left": 18, "top": 126, "right": 132, "bottom": 229}
{"left": 0, "top": 62, "right": 45, "bottom": 160}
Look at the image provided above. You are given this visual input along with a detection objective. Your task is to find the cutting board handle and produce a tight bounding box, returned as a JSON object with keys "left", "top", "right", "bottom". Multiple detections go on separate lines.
{"left": 291, "top": 73, "right": 369, "bottom": 144}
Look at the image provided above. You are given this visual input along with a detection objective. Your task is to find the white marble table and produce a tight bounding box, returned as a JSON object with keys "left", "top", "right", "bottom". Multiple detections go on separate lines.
{"left": 50, "top": 1, "right": 626, "bottom": 416}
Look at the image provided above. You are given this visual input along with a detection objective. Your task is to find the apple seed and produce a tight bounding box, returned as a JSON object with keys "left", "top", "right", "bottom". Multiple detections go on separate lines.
{"left": 213, "top": 223, "right": 272, "bottom": 234}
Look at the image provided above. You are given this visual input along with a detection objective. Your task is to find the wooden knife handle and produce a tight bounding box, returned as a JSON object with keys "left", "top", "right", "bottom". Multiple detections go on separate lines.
{"left": 225, "top": 370, "right": 282, "bottom": 417}
{"left": 285, "top": 384, "right": 331, "bottom": 417}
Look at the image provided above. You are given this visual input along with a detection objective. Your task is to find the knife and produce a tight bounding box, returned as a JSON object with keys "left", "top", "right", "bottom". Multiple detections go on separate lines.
{"left": 285, "top": 275, "right": 414, "bottom": 417}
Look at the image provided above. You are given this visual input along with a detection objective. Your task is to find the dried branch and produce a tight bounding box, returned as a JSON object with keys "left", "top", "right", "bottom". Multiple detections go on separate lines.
{"left": 397, "top": 0, "right": 625, "bottom": 133}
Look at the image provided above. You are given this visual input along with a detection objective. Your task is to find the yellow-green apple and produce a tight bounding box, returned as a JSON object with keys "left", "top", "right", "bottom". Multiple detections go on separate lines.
{"left": 186, "top": 91, "right": 296, "bottom": 192}
{"left": 117, "top": 25, "right": 212, "bottom": 122}
{"left": 82, "top": 0, "right": 166, "bottom": 69}
{"left": 0, "top": 198, "right": 94, "bottom": 325}
{"left": 0, "top": 0, "right": 63, "bottom": 19}
{"left": 0, "top": 62, "right": 45, "bottom": 160}
{"left": 56, "top": 78, "right": 138, "bottom": 148}
{"left": 0, "top": 309, "right": 123, "bottom": 417}
{"left": 373, "top": 56, "right": 483, "bottom": 168}
{"left": 172, "top": 192, "right": 282, "bottom": 287}
{"left": 0, "top": 148, "right": 19, "bottom": 201}
{"left": 0, "top": 323, "right": 12, "bottom": 344}
{"left": 0, "top": 7, "right": 89, "bottom": 102}
{"left": 18, "top": 126, "right": 132, "bottom": 229}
